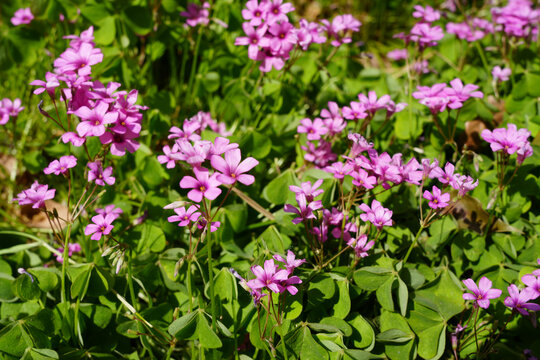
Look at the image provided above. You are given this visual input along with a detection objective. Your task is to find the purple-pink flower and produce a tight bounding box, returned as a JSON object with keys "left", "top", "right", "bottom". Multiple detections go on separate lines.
{"left": 274, "top": 250, "right": 306, "bottom": 274}
{"left": 359, "top": 200, "right": 393, "bottom": 229}
{"left": 75, "top": 102, "right": 119, "bottom": 137}
{"left": 179, "top": 167, "right": 222, "bottom": 203}
{"left": 297, "top": 118, "right": 328, "bottom": 141}
{"left": 167, "top": 205, "right": 202, "bottom": 227}
{"left": 96, "top": 204, "right": 123, "bottom": 220}
{"left": 504, "top": 284, "right": 540, "bottom": 316}
{"left": 247, "top": 259, "right": 289, "bottom": 294}
{"left": 180, "top": 2, "right": 210, "bottom": 27}
{"left": 481, "top": 123, "right": 531, "bottom": 156}
{"left": 284, "top": 194, "right": 322, "bottom": 224}
{"left": 44, "top": 155, "right": 77, "bottom": 175}
{"left": 492, "top": 66, "right": 512, "bottom": 82}
{"left": 87, "top": 161, "right": 115, "bottom": 186}
{"left": 210, "top": 149, "right": 259, "bottom": 186}
{"left": 347, "top": 234, "right": 375, "bottom": 258}
{"left": 462, "top": 276, "right": 502, "bottom": 309}
{"left": 56, "top": 243, "right": 82, "bottom": 263}
{"left": 423, "top": 186, "right": 451, "bottom": 209}
{"left": 11, "top": 8, "right": 33, "bottom": 26}
{"left": 85, "top": 214, "right": 116, "bottom": 241}
{"left": 14, "top": 181, "right": 56, "bottom": 209}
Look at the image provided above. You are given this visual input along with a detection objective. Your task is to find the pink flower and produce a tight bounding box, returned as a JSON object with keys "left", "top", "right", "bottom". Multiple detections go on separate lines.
{"left": 99, "top": 129, "right": 140, "bottom": 156}
{"left": 357, "top": 91, "right": 391, "bottom": 116}
{"left": 158, "top": 145, "right": 179, "bottom": 169}
{"left": 410, "top": 23, "right": 444, "bottom": 49}
{"left": 87, "top": 161, "right": 115, "bottom": 186}
{"left": 180, "top": 2, "right": 210, "bottom": 27}
{"left": 211, "top": 149, "right": 259, "bottom": 186}
{"left": 289, "top": 180, "right": 324, "bottom": 202}
{"left": 446, "top": 78, "right": 484, "bottom": 103}
{"left": 1, "top": 98, "right": 24, "bottom": 119}
{"left": 462, "top": 277, "right": 502, "bottom": 309}
{"left": 14, "top": 181, "right": 56, "bottom": 209}
{"left": 284, "top": 194, "right": 322, "bottom": 224}
{"left": 242, "top": 0, "right": 268, "bottom": 26}
{"left": 387, "top": 49, "right": 408, "bottom": 61}
{"left": 44, "top": 155, "right": 77, "bottom": 175}
{"left": 450, "top": 174, "right": 478, "bottom": 196}
{"left": 268, "top": 21, "right": 296, "bottom": 53}
{"left": 347, "top": 234, "right": 375, "bottom": 258}
{"left": 412, "top": 5, "right": 441, "bottom": 23}
{"left": 297, "top": 118, "right": 328, "bottom": 141}
{"left": 492, "top": 66, "right": 512, "bottom": 82}
{"left": 61, "top": 132, "right": 86, "bottom": 147}
{"left": 54, "top": 42, "right": 103, "bottom": 76}
{"left": 359, "top": 200, "right": 393, "bottom": 229}
{"left": 235, "top": 23, "right": 269, "bottom": 60}
{"left": 325, "top": 161, "right": 353, "bottom": 180}
{"left": 85, "top": 214, "right": 115, "bottom": 241}
{"left": 481, "top": 123, "right": 531, "bottom": 155}
{"left": 434, "top": 162, "right": 455, "bottom": 184}
{"left": 11, "top": 8, "right": 33, "bottom": 26}
{"left": 180, "top": 167, "right": 222, "bottom": 203}
{"left": 96, "top": 205, "right": 123, "bottom": 220}
{"left": 504, "top": 284, "right": 540, "bottom": 316}
{"left": 423, "top": 186, "right": 451, "bottom": 209}
{"left": 521, "top": 274, "right": 540, "bottom": 300}
{"left": 264, "top": 0, "right": 295, "bottom": 24}
{"left": 273, "top": 250, "right": 306, "bottom": 274}
{"left": 55, "top": 243, "right": 82, "bottom": 263}
{"left": 342, "top": 101, "right": 368, "bottom": 121}
{"left": 247, "top": 259, "right": 289, "bottom": 294}
{"left": 30, "top": 72, "right": 61, "bottom": 97}
{"left": 351, "top": 169, "right": 377, "bottom": 189}
{"left": 168, "top": 205, "right": 201, "bottom": 226}
{"left": 75, "top": 102, "right": 119, "bottom": 137}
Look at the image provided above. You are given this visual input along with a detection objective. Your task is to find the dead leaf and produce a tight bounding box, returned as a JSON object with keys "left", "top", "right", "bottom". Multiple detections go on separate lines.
{"left": 17, "top": 200, "right": 69, "bottom": 230}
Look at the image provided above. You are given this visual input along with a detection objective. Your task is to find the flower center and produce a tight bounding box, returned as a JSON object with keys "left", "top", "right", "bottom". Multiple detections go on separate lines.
{"left": 279, "top": 33, "right": 285, "bottom": 39}
{"left": 255, "top": 11, "right": 261, "bottom": 17}
{"left": 231, "top": 173, "right": 236, "bottom": 178}
{"left": 199, "top": 186, "right": 206, "bottom": 192}
{"left": 95, "top": 120, "right": 100, "bottom": 125}
{"left": 100, "top": 226, "right": 105, "bottom": 231}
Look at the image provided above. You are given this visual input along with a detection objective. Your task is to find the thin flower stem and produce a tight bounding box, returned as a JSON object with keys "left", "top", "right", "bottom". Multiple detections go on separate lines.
{"left": 186, "top": 27, "right": 203, "bottom": 107}
{"left": 474, "top": 306, "right": 480, "bottom": 355}
{"left": 402, "top": 223, "right": 425, "bottom": 266}
{"left": 127, "top": 249, "right": 138, "bottom": 311}
{"left": 205, "top": 200, "right": 217, "bottom": 332}
{"left": 61, "top": 223, "right": 72, "bottom": 304}
{"left": 320, "top": 245, "right": 350, "bottom": 269}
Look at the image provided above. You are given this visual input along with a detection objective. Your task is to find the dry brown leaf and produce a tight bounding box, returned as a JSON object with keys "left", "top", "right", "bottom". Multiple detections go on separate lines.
{"left": 17, "top": 200, "right": 69, "bottom": 230}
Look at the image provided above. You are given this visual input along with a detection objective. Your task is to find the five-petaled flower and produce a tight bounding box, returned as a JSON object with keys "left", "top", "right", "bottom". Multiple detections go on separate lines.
{"left": 462, "top": 276, "right": 502, "bottom": 309}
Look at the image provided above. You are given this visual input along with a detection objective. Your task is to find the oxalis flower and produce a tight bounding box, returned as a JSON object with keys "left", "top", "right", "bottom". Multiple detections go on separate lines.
{"left": 210, "top": 148, "right": 259, "bottom": 186}
{"left": 85, "top": 214, "right": 115, "bottom": 241}
{"left": 462, "top": 276, "right": 502, "bottom": 309}
{"left": 44, "top": 155, "right": 77, "bottom": 175}
{"left": 14, "top": 181, "right": 56, "bottom": 209}
{"left": 179, "top": 167, "right": 222, "bottom": 203}
{"left": 504, "top": 284, "right": 540, "bottom": 316}
{"left": 359, "top": 200, "right": 393, "bottom": 229}
{"left": 87, "top": 161, "right": 115, "bottom": 186}
{"left": 423, "top": 185, "right": 450, "bottom": 209}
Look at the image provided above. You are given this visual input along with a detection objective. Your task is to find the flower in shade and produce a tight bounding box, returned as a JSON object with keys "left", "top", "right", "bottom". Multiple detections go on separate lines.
{"left": 359, "top": 200, "right": 393, "bottom": 229}
{"left": 14, "top": 181, "right": 56, "bottom": 209}
{"left": 180, "top": 2, "right": 210, "bottom": 27}
{"left": 56, "top": 243, "right": 82, "bottom": 263}
{"left": 85, "top": 214, "right": 115, "bottom": 241}
{"left": 11, "top": 8, "right": 34, "bottom": 26}
{"left": 504, "top": 284, "right": 540, "bottom": 316}
{"left": 492, "top": 66, "right": 511, "bottom": 82}
{"left": 179, "top": 167, "right": 222, "bottom": 203}
{"left": 87, "top": 161, "right": 115, "bottom": 186}
{"left": 462, "top": 276, "right": 502, "bottom": 309}
{"left": 158, "top": 145, "right": 179, "bottom": 169}
{"left": 412, "top": 5, "right": 441, "bottom": 23}
{"left": 521, "top": 273, "right": 540, "bottom": 299}
{"left": 44, "top": 155, "right": 77, "bottom": 175}
{"left": 168, "top": 205, "right": 201, "bottom": 227}
{"left": 247, "top": 259, "right": 289, "bottom": 294}
{"left": 347, "top": 234, "right": 375, "bottom": 258}
{"left": 210, "top": 149, "right": 259, "bottom": 185}
{"left": 423, "top": 186, "right": 451, "bottom": 209}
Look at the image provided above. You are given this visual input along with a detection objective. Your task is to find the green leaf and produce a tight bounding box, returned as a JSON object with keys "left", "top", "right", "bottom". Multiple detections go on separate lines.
{"left": 21, "top": 348, "right": 59, "bottom": 360}
{"left": 331, "top": 280, "right": 351, "bottom": 319}
{"left": 307, "top": 322, "right": 343, "bottom": 335}
{"left": 196, "top": 313, "right": 222, "bottom": 348}
{"left": 28, "top": 268, "right": 59, "bottom": 293}
{"left": 94, "top": 17, "right": 116, "bottom": 46}
{"left": 376, "top": 277, "right": 395, "bottom": 311}
{"left": 286, "top": 325, "right": 329, "bottom": 360}
{"left": 202, "top": 72, "right": 221, "bottom": 93}
{"left": 0, "top": 273, "right": 16, "bottom": 301}
{"left": 138, "top": 224, "right": 167, "bottom": 253}
{"left": 413, "top": 269, "right": 464, "bottom": 321}
{"left": 397, "top": 277, "right": 408, "bottom": 317}
{"left": 349, "top": 313, "right": 375, "bottom": 350}
{"left": 0, "top": 322, "right": 30, "bottom": 356}
{"left": 80, "top": 3, "right": 110, "bottom": 24}
{"left": 353, "top": 267, "right": 393, "bottom": 291}
{"left": 307, "top": 274, "right": 336, "bottom": 309}
{"left": 214, "top": 268, "right": 235, "bottom": 302}
{"left": 12, "top": 274, "right": 41, "bottom": 301}
{"left": 168, "top": 312, "right": 198, "bottom": 339}
{"left": 379, "top": 310, "right": 415, "bottom": 360}
{"left": 123, "top": 6, "right": 153, "bottom": 35}
{"left": 406, "top": 303, "right": 446, "bottom": 360}
{"left": 376, "top": 329, "right": 415, "bottom": 344}
{"left": 320, "top": 317, "right": 352, "bottom": 337}
{"left": 526, "top": 72, "right": 540, "bottom": 97}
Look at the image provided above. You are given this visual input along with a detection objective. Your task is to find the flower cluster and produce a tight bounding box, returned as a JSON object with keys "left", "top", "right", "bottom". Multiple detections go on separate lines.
{"left": 11, "top": 8, "right": 33, "bottom": 26}
{"left": 235, "top": 0, "right": 360, "bottom": 72}
{"left": 446, "top": 18, "right": 494, "bottom": 42}
{"left": 0, "top": 98, "right": 24, "bottom": 125}
{"left": 481, "top": 123, "right": 532, "bottom": 164}
{"left": 162, "top": 116, "right": 258, "bottom": 233}
{"left": 491, "top": 0, "right": 539, "bottom": 39}
{"left": 84, "top": 205, "right": 122, "bottom": 241}
{"left": 298, "top": 93, "right": 406, "bottom": 169}
{"left": 413, "top": 78, "right": 484, "bottom": 114}
{"left": 232, "top": 250, "right": 305, "bottom": 305}
{"left": 395, "top": 5, "right": 444, "bottom": 51}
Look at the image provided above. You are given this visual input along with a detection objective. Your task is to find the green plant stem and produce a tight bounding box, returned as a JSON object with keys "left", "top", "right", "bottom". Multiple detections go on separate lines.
{"left": 206, "top": 203, "right": 217, "bottom": 332}
{"left": 402, "top": 224, "right": 425, "bottom": 266}
{"left": 61, "top": 223, "right": 72, "bottom": 304}
{"left": 474, "top": 306, "right": 480, "bottom": 355}
{"left": 127, "top": 249, "right": 138, "bottom": 311}
{"left": 280, "top": 323, "right": 289, "bottom": 360}
{"left": 474, "top": 42, "right": 490, "bottom": 75}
